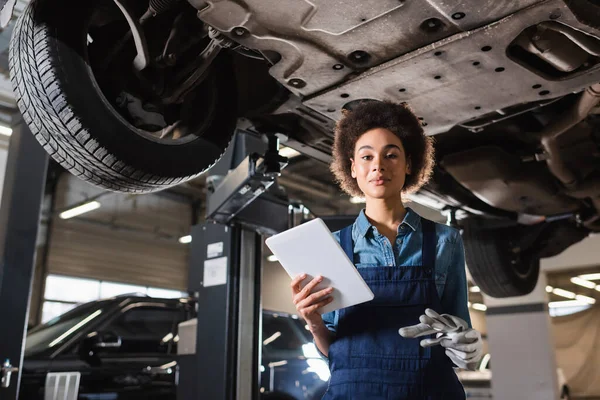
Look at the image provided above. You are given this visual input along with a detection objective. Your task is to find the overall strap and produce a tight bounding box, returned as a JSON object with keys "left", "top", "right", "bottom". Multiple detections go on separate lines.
{"left": 339, "top": 225, "right": 354, "bottom": 262}
{"left": 421, "top": 219, "right": 436, "bottom": 270}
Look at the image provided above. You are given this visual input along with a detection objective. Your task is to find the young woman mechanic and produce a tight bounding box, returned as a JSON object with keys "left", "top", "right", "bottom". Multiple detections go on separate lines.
{"left": 290, "top": 101, "right": 484, "bottom": 399}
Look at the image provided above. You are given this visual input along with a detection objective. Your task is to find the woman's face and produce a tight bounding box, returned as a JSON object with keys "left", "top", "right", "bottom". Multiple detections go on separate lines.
{"left": 351, "top": 128, "right": 411, "bottom": 200}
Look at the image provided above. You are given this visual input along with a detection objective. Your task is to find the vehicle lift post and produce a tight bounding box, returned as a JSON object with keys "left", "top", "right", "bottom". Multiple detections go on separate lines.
{"left": 0, "top": 117, "right": 49, "bottom": 399}
{"left": 177, "top": 129, "right": 290, "bottom": 400}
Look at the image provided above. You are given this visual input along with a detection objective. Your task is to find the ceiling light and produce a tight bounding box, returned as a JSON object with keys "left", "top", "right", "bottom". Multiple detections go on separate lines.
{"left": 267, "top": 255, "right": 278, "bottom": 262}
{"left": 178, "top": 235, "right": 192, "bottom": 244}
{"left": 546, "top": 285, "right": 553, "bottom": 293}
{"left": 59, "top": 201, "right": 101, "bottom": 219}
{"left": 570, "top": 277, "right": 596, "bottom": 289}
{"left": 268, "top": 360, "right": 288, "bottom": 368}
{"left": 0, "top": 125, "right": 12, "bottom": 136}
{"left": 278, "top": 146, "right": 301, "bottom": 158}
{"left": 579, "top": 273, "right": 600, "bottom": 281}
{"left": 469, "top": 286, "right": 480, "bottom": 293}
{"left": 263, "top": 331, "right": 281, "bottom": 346}
{"left": 467, "top": 301, "right": 472, "bottom": 307}
{"left": 552, "top": 288, "right": 576, "bottom": 299}
{"left": 350, "top": 196, "right": 366, "bottom": 204}
{"left": 549, "top": 300, "right": 589, "bottom": 308}
{"left": 472, "top": 303, "right": 487, "bottom": 311}
{"left": 575, "top": 294, "right": 596, "bottom": 304}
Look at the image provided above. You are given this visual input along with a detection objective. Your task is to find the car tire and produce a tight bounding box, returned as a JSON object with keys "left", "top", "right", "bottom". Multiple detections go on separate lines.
{"left": 9, "top": 0, "right": 237, "bottom": 193}
{"left": 462, "top": 219, "right": 540, "bottom": 297}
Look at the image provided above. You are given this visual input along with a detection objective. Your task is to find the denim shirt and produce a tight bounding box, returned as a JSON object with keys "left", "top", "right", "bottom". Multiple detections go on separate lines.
{"left": 321, "top": 207, "right": 472, "bottom": 338}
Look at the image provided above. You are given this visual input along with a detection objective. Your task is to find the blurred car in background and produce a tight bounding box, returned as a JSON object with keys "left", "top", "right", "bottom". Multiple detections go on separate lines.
{"left": 19, "top": 295, "right": 327, "bottom": 399}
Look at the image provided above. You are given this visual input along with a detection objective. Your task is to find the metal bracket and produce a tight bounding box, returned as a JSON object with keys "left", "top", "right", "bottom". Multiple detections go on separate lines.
{"left": 112, "top": 0, "right": 151, "bottom": 71}
{"left": 206, "top": 135, "right": 288, "bottom": 224}
{"left": 1, "top": 359, "right": 19, "bottom": 389}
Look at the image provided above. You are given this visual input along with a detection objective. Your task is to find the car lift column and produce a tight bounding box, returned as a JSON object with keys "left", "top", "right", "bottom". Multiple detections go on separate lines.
{"left": 187, "top": 222, "right": 262, "bottom": 400}
{"left": 482, "top": 274, "right": 561, "bottom": 400}
{"left": 0, "top": 118, "right": 48, "bottom": 399}
{"left": 178, "top": 130, "right": 289, "bottom": 400}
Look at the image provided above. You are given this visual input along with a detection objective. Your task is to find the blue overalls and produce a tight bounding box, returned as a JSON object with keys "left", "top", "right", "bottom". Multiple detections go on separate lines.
{"left": 323, "top": 218, "right": 466, "bottom": 399}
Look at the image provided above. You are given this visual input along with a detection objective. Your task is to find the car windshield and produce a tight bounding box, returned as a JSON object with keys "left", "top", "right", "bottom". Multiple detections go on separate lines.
{"left": 25, "top": 300, "right": 113, "bottom": 357}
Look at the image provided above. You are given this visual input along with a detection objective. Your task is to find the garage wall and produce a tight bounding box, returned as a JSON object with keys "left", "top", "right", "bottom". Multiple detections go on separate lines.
{"left": 48, "top": 221, "right": 188, "bottom": 289}
{"left": 46, "top": 174, "right": 192, "bottom": 290}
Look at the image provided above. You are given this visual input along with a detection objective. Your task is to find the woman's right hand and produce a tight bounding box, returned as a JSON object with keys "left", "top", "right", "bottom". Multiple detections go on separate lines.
{"left": 290, "top": 273, "right": 334, "bottom": 329}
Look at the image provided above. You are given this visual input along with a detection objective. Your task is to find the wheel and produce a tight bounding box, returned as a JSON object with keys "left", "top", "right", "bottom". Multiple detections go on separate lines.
{"left": 9, "top": 0, "right": 237, "bottom": 193}
{"left": 462, "top": 219, "right": 541, "bottom": 297}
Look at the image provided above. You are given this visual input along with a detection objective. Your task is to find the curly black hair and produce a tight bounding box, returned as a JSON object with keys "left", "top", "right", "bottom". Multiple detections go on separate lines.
{"left": 330, "top": 100, "right": 435, "bottom": 198}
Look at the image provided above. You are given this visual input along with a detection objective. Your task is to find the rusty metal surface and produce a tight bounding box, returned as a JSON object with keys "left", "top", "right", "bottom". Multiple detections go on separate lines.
{"left": 303, "top": 0, "right": 600, "bottom": 135}
{"left": 192, "top": 0, "right": 542, "bottom": 97}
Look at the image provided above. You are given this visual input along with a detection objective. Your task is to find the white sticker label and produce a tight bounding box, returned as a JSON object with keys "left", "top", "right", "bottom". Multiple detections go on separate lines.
{"left": 207, "top": 242, "right": 224, "bottom": 259}
{"left": 203, "top": 256, "right": 228, "bottom": 287}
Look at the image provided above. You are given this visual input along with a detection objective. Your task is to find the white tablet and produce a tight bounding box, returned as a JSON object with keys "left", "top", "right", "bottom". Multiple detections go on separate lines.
{"left": 265, "top": 218, "right": 374, "bottom": 314}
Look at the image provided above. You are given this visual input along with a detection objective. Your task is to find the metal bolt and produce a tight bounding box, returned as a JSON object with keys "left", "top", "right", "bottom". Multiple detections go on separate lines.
{"left": 288, "top": 78, "right": 306, "bottom": 88}
{"left": 549, "top": 10, "right": 561, "bottom": 20}
{"left": 233, "top": 27, "right": 248, "bottom": 37}
{"left": 452, "top": 12, "right": 466, "bottom": 20}
{"left": 333, "top": 64, "right": 344, "bottom": 70}
{"left": 348, "top": 50, "right": 370, "bottom": 64}
{"left": 420, "top": 18, "right": 444, "bottom": 33}
{"left": 166, "top": 53, "right": 176, "bottom": 66}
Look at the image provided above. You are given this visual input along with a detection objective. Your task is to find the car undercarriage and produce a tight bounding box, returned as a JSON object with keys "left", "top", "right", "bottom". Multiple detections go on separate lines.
{"left": 6, "top": 0, "right": 600, "bottom": 296}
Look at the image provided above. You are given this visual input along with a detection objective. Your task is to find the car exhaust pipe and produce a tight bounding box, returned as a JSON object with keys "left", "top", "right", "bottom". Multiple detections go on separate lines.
{"left": 540, "top": 83, "right": 600, "bottom": 188}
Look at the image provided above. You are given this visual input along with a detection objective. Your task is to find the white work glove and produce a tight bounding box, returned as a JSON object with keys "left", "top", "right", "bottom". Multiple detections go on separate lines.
{"left": 398, "top": 308, "right": 483, "bottom": 370}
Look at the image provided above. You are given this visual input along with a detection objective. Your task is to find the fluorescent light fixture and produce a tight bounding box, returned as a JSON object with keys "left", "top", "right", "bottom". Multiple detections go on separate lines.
{"left": 549, "top": 300, "right": 589, "bottom": 308}
{"left": 162, "top": 333, "right": 174, "bottom": 343}
{"left": 0, "top": 125, "right": 12, "bottom": 136}
{"left": 263, "top": 331, "right": 281, "bottom": 346}
{"left": 350, "top": 196, "right": 366, "bottom": 204}
{"left": 278, "top": 146, "right": 301, "bottom": 158}
{"left": 467, "top": 301, "right": 472, "bottom": 307}
{"left": 552, "top": 288, "right": 576, "bottom": 299}
{"left": 597, "top": 286, "right": 600, "bottom": 292}
{"left": 59, "top": 201, "right": 101, "bottom": 219}
{"left": 571, "top": 277, "right": 596, "bottom": 289}
{"left": 575, "top": 294, "right": 596, "bottom": 304}
{"left": 546, "top": 285, "right": 553, "bottom": 293}
{"left": 472, "top": 303, "right": 487, "bottom": 311}
{"left": 267, "top": 255, "right": 278, "bottom": 262}
{"left": 49, "top": 309, "right": 103, "bottom": 347}
{"left": 178, "top": 235, "right": 192, "bottom": 244}
{"left": 469, "top": 286, "right": 481, "bottom": 293}
{"left": 579, "top": 273, "right": 600, "bottom": 280}
{"left": 267, "top": 360, "right": 288, "bottom": 368}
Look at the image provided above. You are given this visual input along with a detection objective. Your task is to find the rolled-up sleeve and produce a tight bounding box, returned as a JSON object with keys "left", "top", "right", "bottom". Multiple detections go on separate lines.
{"left": 441, "top": 232, "right": 472, "bottom": 328}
